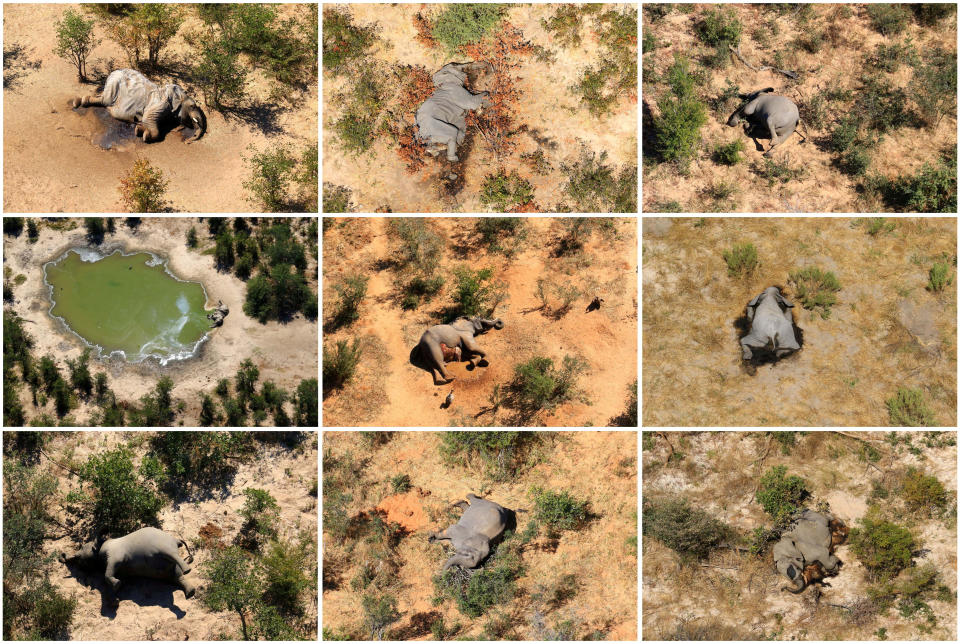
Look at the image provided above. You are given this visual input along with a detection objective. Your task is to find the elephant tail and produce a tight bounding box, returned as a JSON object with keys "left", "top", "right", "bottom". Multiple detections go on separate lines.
{"left": 177, "top": 534, "right": 194, "bottom": 561}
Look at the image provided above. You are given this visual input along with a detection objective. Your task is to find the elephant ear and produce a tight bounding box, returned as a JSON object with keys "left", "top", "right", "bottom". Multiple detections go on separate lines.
{"left": 775, "top": 293, "right": 794, "bottom": 307}
{"left": 747, "top": 293, "right": 762, "bottom": 308}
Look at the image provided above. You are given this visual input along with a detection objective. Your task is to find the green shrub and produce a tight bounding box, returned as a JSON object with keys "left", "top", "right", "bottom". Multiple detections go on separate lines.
{"left": 788, "top": 266, "right": 841, "bottom": 318}
{"left": 252, "top": 604, "right": 299, "bottom": 640}
{"left": 562, "top": 150, "right": 637, "bottom": 212}
{"left": 451, "top": 266, "right": 500, "bottom": 318}
{"left": 431, "top": 3, "right": 504, "bottom": 52}
{"left": 696, "top": 7, "right": 742, "bottom": 67}
{"left": 868, "top": 40, "right": 919, "bottom": 73}
{"left": 792, "top": 29, "right": 824, "bottom": 53}
{"left": 712, "top": 139, "right": 744, "bottom": 165}
{"left": 388, "top": 218, "right": 444, "bottom": 274}
{"left": 79, "top": 446, "right": 164, "bottom": 535}
{"left": 912, "top": 47, "right": 957, "bottom": 127}
{"left": 55, "top": 9, "right": 99, "bottom": 82}
{"left": 866, "top": 3, "right": 911, "bottom": 36}
{"left": 642, "top": 31, "right": 658, "bottom": 53}
{"left": 860, "top": 75, "right": 911, "bottom": 133}
{"left": 751, "top": 156, "right": 808, "bottom": 185}
{"left": 540, "top": 3, "right": 601, "bottom": 47}
{"left": 530, "top": 487, "right": 589, "bottom": 534}
{"left": 362, "top": 593, "right": 401, "bottom": 639}
{"left": 653, "top": 56, "right": 707, "bottom": 169}
{"left": 201, "top": 546, "right": 261, "bottom": 640}
{"left": 401, "top": 275, "right": 444, "bottom": 310}
{"left": 322, "top": 7, "right": 377, "bottom": 73}
{"left": 867, "top": 153, "right": 957, "bottom": 213}
{"left": 849, "top": 516, "right": 915, "bottom": 581}
{"left": 294, "top": 378, "right": 318, "bottom": 427}
{"left": 439, "top": 431, "right": 537, "bottom": 481}
{"left": 322, "top": 183, "right": 352, "bottom": 212}
{"left": 243, "top": 145, "right": 297, "bottom": 212}
{"left": 828, "top": 116, "right": 859, "bottom": 153}
{"left": 331, "top": 274, "right": 368, "bottom": 327}
{"left": 149, "top": 432, "right": 253, "bottom": 491}
{"left": 642, "top": 497, "right": 732, "bottom": 560}
{"left": 260, "top": 537, "right": 312, "bottom": 615}
{"left": 755, "top": 465, "right": 808, "bottom": 528}
{"left": 390, "top": 474, "right": 411, "bottom": 494}
{"left": 479, "top": 170, "right": 535, "bottom": 212}
{"left": 900, "top": 468, "right": 949, "bottom": 516}
{"left": 193, "top": 36, "right": 247, "bottom": 109}
{"left": 433, "top": 535, "right": 524, "bottom": 617}
{"left": 886, "top": 388, "right": 937, "bottom": 426}
{"left": 721, "top": 242, "right": 758, "bottom": 278}
{"left": 927, "top": 261, "right": 954, "bottom": 292}
{"left": 910, "top": 3, "right": 957, "bottom": 25}
{"left": 117, "top": 159, "right": 168, "bottom": 212}
{"left": 853, "top": 217, "right": 896, "bottom": 236}
{"left": 8, "top": 578, "right": 78, "bottom": 640}
{"left": 475, "top": 218, "right": 526, "bottom": 256}
{"left": 322, "top": 339, "right": 362, "bottom": 395}
{"left": 507, "top": 355, "right": 587, "bottom": 417}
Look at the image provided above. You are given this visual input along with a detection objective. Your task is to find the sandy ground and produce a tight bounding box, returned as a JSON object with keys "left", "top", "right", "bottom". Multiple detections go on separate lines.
{"left": 31, "top": 431, "right": 319, "bottom": 641}
{"left": 322, "top": 3, "right": 637, "bottom": 212}
{"left": 2, "top": 217, "right": 318, "bottom": 426}
{"left": 642, "top": 431, "right": 957, "bottom": 640}
{"left": 643, "top": 217, "right": 957, "bottom": 426}
{"left": 642, "top": 3, "right": 958, "bottom": 212}
{"left": 322, "top": 431, "right": 637, "bottom": 640}
{"left": 3, "top": 3, "right": 317, "bottom": 213}
{"left": 322, "top": 217, "right": 637, "bottom": 427}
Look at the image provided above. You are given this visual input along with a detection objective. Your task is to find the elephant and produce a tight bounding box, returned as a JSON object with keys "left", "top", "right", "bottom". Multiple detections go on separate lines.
{"left": 774, "top": 510, "right": 848, "bottom": 594}
{"left": 415, "top": 62, "right": 493, "bottom": 162}
{"left": 740, "top": 286, "right": 801, "bottom": 361}
{"left": 727, "top": 88, "right": 805, "bottom": 157}
{"left": 440, "top": 342, "right": 462, "bottom": 363}
{"left": 59, "top": 527, "right": 196, "bottom": 606}
{"left": 207, "top": 300, "right": 230, "bottom": 328}
{"left": 428, "top": 494, "right": 512, "bottom": 571}
{"left": 417, "top": 316, "right": 503, "bottom": 384}
{"left": 72, "top": 69, "right": 206, "bottom": 143}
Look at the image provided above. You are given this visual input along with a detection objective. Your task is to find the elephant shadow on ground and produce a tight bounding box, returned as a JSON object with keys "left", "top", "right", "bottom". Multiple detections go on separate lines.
{"left": 408, "top": 345, "right": 489, "bottom": 381}
{"left": 60, "top": 562, "right": 188, "bottom": 619}
{"left": 733, "top": 311, "right": 804, "bottom": 376}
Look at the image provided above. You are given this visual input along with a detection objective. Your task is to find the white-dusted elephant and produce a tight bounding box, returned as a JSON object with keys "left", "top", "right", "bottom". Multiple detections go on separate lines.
{"left": 415, "top": 62, "right": 492, "bottom": 162}
{"left": 740, "top": 286, "right": 800, "bottom": 361}
{"left": 59, "top": 527, "right": 196, "bottom": 606}
{"left": 72, "top": 69, "right": 206, "bottom": 143}
{"left": 774, "top": 510, "right": 847, "bottom": 593}
{"left": 428, "top": 494, "right": 512, "bottom": 571}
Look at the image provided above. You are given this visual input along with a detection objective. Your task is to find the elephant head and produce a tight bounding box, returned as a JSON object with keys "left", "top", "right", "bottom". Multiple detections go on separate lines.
{"left": 179, "top": 97, "right": 206, "bottom": 143}
{"left": 473, "top": 317, "right": 504, "bottom": 333}
{"left": 727, "top": 87, "right": 775, "bottom": 126}
{"left": 781, "top": 562, "right": 806, "bottom": 594}
{"left": 59, "top": 533, "right": 107, "bottom": 571}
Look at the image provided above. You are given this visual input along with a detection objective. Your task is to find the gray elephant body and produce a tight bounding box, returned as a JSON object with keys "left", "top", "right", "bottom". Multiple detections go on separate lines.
{"left": 72, "top": 69, "right": 206, "bottom": 143}
{"left": 60, "top": 527, "right": 195, "bottom": 604}
{"left": 741, "top": 286, "right": 800, "bottom": 360}
{"left": 428, "top": 494, "right": 510, "bottom": 571}
{"left": 774, "top": 510, "right": 840, "bottom": 592}
{"left": 416, "top": 63, "right": 492, "bottom": 162}
{"left": 727, "top": 89, "right": 803, "bottom": 157}
{"left": 417, "top": 316, "right": 503, "bottom": 384}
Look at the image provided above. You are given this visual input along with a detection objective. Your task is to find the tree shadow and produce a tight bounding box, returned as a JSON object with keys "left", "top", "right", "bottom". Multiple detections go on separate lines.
{"left": 3, "top": 42, "right": 42, "bottom": 91}
{"left": 219, "top": 100, "right": 285, "bottom": 137}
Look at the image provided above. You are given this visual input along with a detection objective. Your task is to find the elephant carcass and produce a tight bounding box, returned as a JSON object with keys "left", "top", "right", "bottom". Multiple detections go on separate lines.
{"left": 415, "top": 63, "right": 493, "bottom": 162}
{"left": 207, "top": 301, "right": 230, "bottom": 328}
{"left": 72, "top": 69, "right": 206, "bottom": 143}
{"left": 59, "top": 527, "right": 196, "bottom": 605}
{"left": 428, "top": 494, "right": 512, "bottom": 571}
{"left": 416, "top": 316, "right": 503, "bottom": 384}
{"left": 740, "top": 286, "right": 800, "bottom": 361}
{"left": 727, "top": 88, "right": 805, "bottom": 157}
{"left": 774, "top": 510, "right": 844, "bottom": 594}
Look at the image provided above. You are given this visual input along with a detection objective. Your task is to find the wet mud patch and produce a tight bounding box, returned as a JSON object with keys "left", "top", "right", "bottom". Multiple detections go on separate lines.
{"left": 71, "top": 105, "right": 139, "bottom": 151}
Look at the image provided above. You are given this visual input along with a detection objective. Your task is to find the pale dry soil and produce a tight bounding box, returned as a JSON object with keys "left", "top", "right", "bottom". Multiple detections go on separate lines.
{"left": 322, "top": 431, "right": 637, "bottom": 640}
{"left": 322, "top": 217, "right": 637, "bottom": 427}
{"left": 2, "top": 217, "right": 318, "bottom": 427}
{"left": 3, "top": 3, "right": 317, "bottom": 213}
{"left": 643, "top": 217, "right": 957, "bottom": 426}
{"left": 323, "top": 3, "right": 637, "bottom": 212}
{"left": 642, "top": 431, "right": 957, "bottom": 641}
{"left": 642, "top": 3, "right": 958, "bottom": 212}
{"left": 34, "top": 431, "right": 318, "bottom": 641}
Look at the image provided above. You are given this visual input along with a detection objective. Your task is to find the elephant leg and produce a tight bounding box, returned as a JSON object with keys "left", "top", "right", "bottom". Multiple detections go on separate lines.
{"left": 168, "top": 552, "right": 191, "bottom": 575}
{"left": 425, "top": 343, "right": 453, "bottom": 384}
{"left": 175, "top": 570, "right": 195, "bottom": 599}
{"left": 740, "top": 333, "right": 764, "bottom": 360}
{"left": 446, "top": 137, "right": 459, "bottom": 162}
{"left": 72, "top": 94, "right": 105, "bottom": 108}
{"left": 460, "top": 336, "right": 485, "bottom": 366}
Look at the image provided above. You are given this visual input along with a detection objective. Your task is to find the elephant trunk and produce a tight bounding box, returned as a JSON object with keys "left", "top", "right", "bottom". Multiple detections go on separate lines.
{"left": 727, "top": 109, "right": 743, "bottom": 127}
{"left": 492, "top": 318, "right": 504, "bottom": 329}
{"left": 782, "top": 576, "right": 806, "bottom": 594}
{"left": 184, "top": 104, "right": 206, "bottom": 143}
{"left": 58, "top": 552, "right": 68, "bottom": 564}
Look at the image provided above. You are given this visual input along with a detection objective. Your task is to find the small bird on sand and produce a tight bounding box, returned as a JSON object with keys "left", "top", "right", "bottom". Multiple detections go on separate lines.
{"left": 444, "top": 390, "right": 454, "bottom": 408}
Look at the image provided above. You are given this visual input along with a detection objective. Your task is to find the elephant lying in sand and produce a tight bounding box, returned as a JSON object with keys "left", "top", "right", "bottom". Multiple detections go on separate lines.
{"left": 774, "top": 510, "right": 848, "bottom": 594}
{"left": 417, "top": 316, "right": 503, "bottom": 384}
{"left": 428, "top": 494, "right": 512, "bottom": 571}
{"left": 727, "top": 88, "right": 805, "bottom": 157}
{"left": 60, "top": 527, "right": 195, "bottom": 606}
{"left": 740, "top": 286, "right": 801, "bottom": 361}
{"left": 72, "top": 69, "right": 206, "bottom": 143}
{"left": 416, "top": 62, "right": 493, "bottom": 162}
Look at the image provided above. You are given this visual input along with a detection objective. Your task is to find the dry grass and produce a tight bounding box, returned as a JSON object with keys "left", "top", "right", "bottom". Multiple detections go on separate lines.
{"left": 643, "top": 218, "right": 956, "bottom": 426}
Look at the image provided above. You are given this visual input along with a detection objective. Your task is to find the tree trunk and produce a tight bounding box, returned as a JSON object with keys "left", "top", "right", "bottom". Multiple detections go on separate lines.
{"left": 238, "top": 610, "right": 249, "bottom": 640}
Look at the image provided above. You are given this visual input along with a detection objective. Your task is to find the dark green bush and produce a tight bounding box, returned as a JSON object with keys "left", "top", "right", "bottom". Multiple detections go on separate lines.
{"left": 475, "top": 218, "right": 526, "bottom": 255}
{"left": 912, "top": 47, "right": 957, "bottom": 127}
{"left": 238, "top": 488, "right": 280, "bottom": 549}
{"left": 654, "top": 56, "right": 707, "bottom": 170}
{"left": 722, "top": 242, "right": 757, "bottom": 278}
{"left": 362, "top": 593, "right": 401, "bottom": 639}
{"left": 900, "top": 468, "right": 949, "bottom": 516}
{"left": 849, "top": 516, "right": 915, "bottom": 581}
{"left": 252, "top": 604, "right": 300, "bottom": 640}
{"left": 755, "top": 465, "right": 808, "bottom": 527}
{"left": 507, "top": 355, "right": 587, "bottom": 417}
{"left": 788, "top": 266, "right": 841, "bottom": 318}
{"left": 910, "top": 3, "right": 957, "bottom": 25}
{"left": 866, "top": 3, "right": 912, "bottom": 35}
{"left": 201, "top": 546, "right": 261, "bottom": 640}
{"left": 451, "top": 266, "right": 499, "bottom": 318}
{"left": 8, "top": 578, "right": 77, "bottom": 640}
{"left": 867, "top": 153, "right": 957, "bottom": 213}
{"left": 431, "top": 4, "right": 504, "bottom": 53}
{"left": 439, "top": 431, "right": 538, "bottom": 481}
{"left": 193, "top": 37, "right": 247, "bottom": 109}
{"left": 149, "top": 432, "right": 253, "bottom": 492}
{"left": 886, "top": 388, "right": 937, "bottom": 426}
{"left": 331, "top": 274, "right": 368, "bottom": 327}
{"left": 433, "top": 534, "right": 524, "bottom": 618}
{"left": 390, "top": 474, "right": 411, "bottom": 494}
{"left": 530, "top": 487, "right": 589, "bottom": 534}
{"left": 868, "top": 40, "right": 919, "bottom": 73}
{"left": 479, "top": 170, "right": 535, "bottom": 212}
{"left": 840, "top": 148, "right": 872, "bottom": 176}
{"left": 642, "top": 497, "right": 732, "bottom": 560}
{"left": 322, "top": 7, "right": 377, "bottom": 73}
{"left": 68, "top": 351, "right": 94, "bottom": 399}
{"left": 751, "top": 156, "right": 808, "bottom": 185}
{"left": 562, "top": 150, "right": 637, "bottom": 213}
{"left": 79, "top": 446, "right": 164, "bottom": 535}
{"left": 243, "top": 145, "right": 297, "bottom": 212}
{"left": 927, "top": 261, "right": 954, "bottom": 292}
{"left": 712, "top": 139, "right": 743, "bottom": 165}
{"left": 323, "top": 339, "right": 362, "bottom": 397}
{"left": 696, "top": 7, "right": 741, "bottom": 67}
{"left": 860, "top": 75, "right": 911, "bottom": 133}
{"left": 294, "top": 378, "right": 318, "bottom": 427}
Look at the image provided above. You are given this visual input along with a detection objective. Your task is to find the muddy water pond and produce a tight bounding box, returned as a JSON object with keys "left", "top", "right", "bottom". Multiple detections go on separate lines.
{"left": 44, "top": 249, "right": 212, "bottom": 363}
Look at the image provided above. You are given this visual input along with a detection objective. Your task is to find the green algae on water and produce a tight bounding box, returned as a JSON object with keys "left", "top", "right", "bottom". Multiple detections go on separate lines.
{"left": 44, "top": 248, "right": 212, "bottom": 363}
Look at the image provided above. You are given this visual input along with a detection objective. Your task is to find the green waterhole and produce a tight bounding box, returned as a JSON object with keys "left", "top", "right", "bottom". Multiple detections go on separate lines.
{"left": 44, "top": 249, "right": 212, "bottom": 363}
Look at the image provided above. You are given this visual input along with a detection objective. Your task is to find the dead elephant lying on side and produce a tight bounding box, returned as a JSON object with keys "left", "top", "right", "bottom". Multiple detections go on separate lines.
{"left": 774, "top": 510, "right": 849, "bottom": 594}
{"left": 415, "top": 62, "right": 493, "bottom": 162}
{"left": 427, "top": 494, "right": 518, "bottom": 571}
{"left": 740, "top": 286, "right": 801, "bottom": 362}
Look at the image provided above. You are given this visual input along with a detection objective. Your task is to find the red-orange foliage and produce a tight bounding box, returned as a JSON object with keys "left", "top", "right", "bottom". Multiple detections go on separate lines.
{"left": 396, "top": 64, "right": 434, "bottom": 115}
{"left": 413, "top": 12, "right": 437, "bottom": 49}
{"left": 509, "top": 200, "right": 541, "bottom": 213}
{"left": 397, "top": 125, "right": 427, "bottom": 174}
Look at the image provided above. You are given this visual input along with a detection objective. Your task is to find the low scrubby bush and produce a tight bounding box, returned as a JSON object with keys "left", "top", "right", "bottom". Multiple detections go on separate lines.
{"left": 653, "top": 56, "right": 707, "bottom": 170}
{"left": 439, "top": 431, "right": 537, "bottom": 481}
{"left": 475, "top": 218, "right": 526, "bottom": 255}
{"left": 331, "top": 274, "right": 368, "bottom": 327}
{"left": 788, "top": 267, "right": 841, "bottom": 318}
{"left": 927, "top": 261, "right": 954, "bottom": 292}
{"left": 507, "top": 355, "right": 586, "bottom": 417}
{"left": 849, "top": 516, "right": 915, "bottom": 581}
{"left": 755, "top": 465, "right": 808, "bottom": 528}
{"left": 866, "top": 155, "right": 957, "bottom": 213}
{"left": 712, "top": 139, "right": 743, "bottom": 165}
{"left": 118, "top": 160, "right": 169, "bottom": 212}
{"left": 79, "top": 447, "right": 164, "bottom": 535}
{"left": 866, "top": 3, "right": 911, "bottom": 35}
{"left": 322, "top": 339, "right": 362, "bottom": 394}
{"left": 531, "top": 487, "right": 589, "bottom": 534}
{"left": 479, "top": 170, "right": 535, "bottom": 212}
{"left": 886, "top": 388, "right": 937, "bottom": 426}
{"left": 362, "top": 592, "right": 401, "bottom": 639}
{"left": 722, "top": 242, "right": 757, "bottom": 278}
{"left": 431, "top": 3, "right": 504, "bottom": 52}
{"left": 642, "top": 497, "right": 732, "bottom": 560}
{"left": 322, "top": 7, "right": 377, "bottom": 73}
{"left": 900, "top": 468, "right": 949, "bottom": 516}
{"left": 149, "top": 432, "right": 252, "bottom": 492}
{"left": 562, "top": 150, "right": 637, "bottom": 212}
{"left": 696, "top": 7, "right": 742, "bottom": 67}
